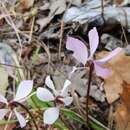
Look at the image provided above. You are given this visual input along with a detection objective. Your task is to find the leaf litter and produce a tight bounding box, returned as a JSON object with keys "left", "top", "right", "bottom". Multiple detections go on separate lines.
{"left": 0, "top": 0, "right": 130, "bottom": 130}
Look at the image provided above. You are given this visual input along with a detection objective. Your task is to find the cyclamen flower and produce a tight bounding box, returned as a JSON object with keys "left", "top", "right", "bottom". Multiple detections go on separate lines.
{"left": 0, "top": 80, "right": 33, "bottom": 128}
{"left": 66, "top": 27, "right": 122, "bottom": 78}
{"left": 36, "top": 76, "right": 73, "bottom": 124}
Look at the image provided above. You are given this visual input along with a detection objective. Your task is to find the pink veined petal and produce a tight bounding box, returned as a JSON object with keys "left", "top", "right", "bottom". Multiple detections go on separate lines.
{"left": 60, "top": 80, "right": 71, "bottom": 97}
{"left": 36, "top": 87, "right": 54, "bottom": 102}
{"left": 14, "top": 80, "right": 33, "bottom": 102}
{"left": 44, "top": 107, "right": 59, "bottom": 124}
{"left": 66, "top": 37, "right": 88, "bottom": 65}
{"left": 60, "top": 96, "right": 73, "bottom": 106}
{"left": 88, "top": 27, "right": 99, "bottom": 58}
{"left": 0, "top": 109, "right": 9, "bottom": 120}
{"left": 0, "top": 94, "right": 8, "bottom": 104}
{"left": 96, "top": 47, "right": 122, "bottom": 64}
{"left": 94, "top": 62, "right": 111, "bottom": 78}
{"left": 14, "top": 109, "right": 26, "bottom": 128}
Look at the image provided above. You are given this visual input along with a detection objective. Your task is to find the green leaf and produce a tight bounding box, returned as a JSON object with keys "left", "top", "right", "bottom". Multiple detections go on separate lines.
{"left": 0, "top": 120, "right": 17, "bottom": 125}
{"left": 54, "top": 119, "right": 69, "bottom": 130}
{"left": 27, "top": 92, "right": 52, "bottom": 108}
{"left": 61, "top": 109, "right": 106, "bottom": 130}
{"left": 61, "top": 108, "right": 86, "bottom": 125}
{"left": 89, "top": 122, "right": 105, "bottom": 130}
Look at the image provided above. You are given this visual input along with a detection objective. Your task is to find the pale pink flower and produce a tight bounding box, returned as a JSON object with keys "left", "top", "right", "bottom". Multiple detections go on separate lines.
{"left": 0, "top": 80, "right": 33, "bottom": 128}
{"left": 66, "top": 27, "right": 122, "bottom": 78}
{"left": 36, "top": 76, "right": 73, "bottom": 124}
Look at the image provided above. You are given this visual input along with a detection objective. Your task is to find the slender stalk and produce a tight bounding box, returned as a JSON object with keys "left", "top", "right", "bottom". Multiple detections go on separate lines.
{"left": 0, "top": 62, "right": 24, "bottom": 69}
{"left": 101, "top": 0, "right": 105, "bottom": 24}
{"left": 86, "top": 63, "right": 94, "bottom": 124}
{"left": 4, "top": 112, "right": 12, "bottom": 130}
{"left": 12, "top": 101, "right": 38, "bottom": 130}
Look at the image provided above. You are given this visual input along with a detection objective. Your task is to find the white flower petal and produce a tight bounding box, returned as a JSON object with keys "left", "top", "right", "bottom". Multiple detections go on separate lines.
{"left": 45, "top": 76, "right": 55, "bottom": 91}
{"left": 61, "top": 80, "right": 71, "bottom": 97}
{"left": 61, "top": 96, "right": 73, "bottom": 106}
{"left": 36, "top": 87, "right": 54, "bottom": 101}
{"left": 0, "top": 94, "right": 8, "bottom": 104}
{"left": 14, "top": 80, "right": 33, "bottom": 102}
{"left": 14, "top": 109, "right": 26, "bottom": 128}
{"left": 0, "top": 109, "right": 9, "bottom": 120}
{"left": 44, "top": 107, "right": 59, "bottom": 124}
{"left": 45, "top": 76, "right": 59, "bottom": 96}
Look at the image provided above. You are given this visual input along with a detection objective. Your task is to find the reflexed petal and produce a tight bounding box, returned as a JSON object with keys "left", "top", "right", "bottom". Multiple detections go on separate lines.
{"left": 36, "top": 87, "right": 54, "bottom": 101}
{"left": 96, "top": 47, "right": 122, "bottom": 64}
{"left": 14, "top": 80, "right": 33, "bottom": 102}
{"left": 61, "top": 96, "right": 73, "bottom": 106}
{"left": 14, "top": 109, "right": 26, "bottom": 128}
{"left": 66, "top": 37, "right": 88, "bottom": 65}
{"left": 94, "top": 62, "right": 111, "bottom": 78}
{"left": 88, "top": 27, "right": 99, "bottom": 58}
{"left": 61, "top": 80, "right": 71, "bottom": 97}
{"left": 45, "top": 76, "right": 56, "bottom": 91}
{"left": 0, "top": 94, "right": 8, "bottom": 104}
{"left": 0, "top": 109, "right": 9, "bottom": 120}
{"left": 44, "top": 107, "right": 59, "bottom": 124}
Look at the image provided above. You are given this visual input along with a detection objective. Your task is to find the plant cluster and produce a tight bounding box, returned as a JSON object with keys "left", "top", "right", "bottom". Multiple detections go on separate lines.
{"left": 0, "top": 27, "right": 122, "bottom": 130}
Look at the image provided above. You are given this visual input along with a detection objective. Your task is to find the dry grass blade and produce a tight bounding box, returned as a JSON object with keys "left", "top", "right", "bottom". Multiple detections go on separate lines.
{"left": 0, "top": 2, "right": 22, "bottom": 59}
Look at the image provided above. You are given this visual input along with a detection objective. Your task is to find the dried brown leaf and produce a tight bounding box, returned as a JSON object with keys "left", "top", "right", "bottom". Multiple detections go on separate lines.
{"left": 114, "top": 0, "right": 129, "bottom": 6}
{"left": 103, "top": 70, "right": 123, "bottom": 103}
{"left": 97, "top": 50, "right": 130, "bottom": 103}
{"left": 114, "top": 103, "right": 130, "bottom": 130}
{"left": 114, "top": 82, "right": 130, "bottom": 130}
{"left": 18, "top": 0, "right": 34, "bottom": 12}
{"left": 108, "top": 51, "right": 130, "bottom": 83}
{"left": 121, "top": 82, "right": 130, "bottom": 110}
{"left": 36, "top": 17, "right": 52, "bottom": 32}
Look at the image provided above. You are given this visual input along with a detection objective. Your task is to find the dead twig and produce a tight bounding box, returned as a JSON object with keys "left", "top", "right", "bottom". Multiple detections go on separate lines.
{"left": 58, "top": 20, "right": 64, "bottom": 60}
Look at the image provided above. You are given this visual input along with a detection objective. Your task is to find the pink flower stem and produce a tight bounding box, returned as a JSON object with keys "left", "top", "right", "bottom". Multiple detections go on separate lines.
{"left": 86, "top": 62, "right": 94, "bottom": 126}
{"left": 11, "top": 101, "right": 39, "bottom": 130}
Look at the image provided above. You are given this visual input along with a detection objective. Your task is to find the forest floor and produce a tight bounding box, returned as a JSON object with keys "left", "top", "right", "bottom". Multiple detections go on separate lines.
{"left": 0, "top": 0, "right": 130, "bottom": 130}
